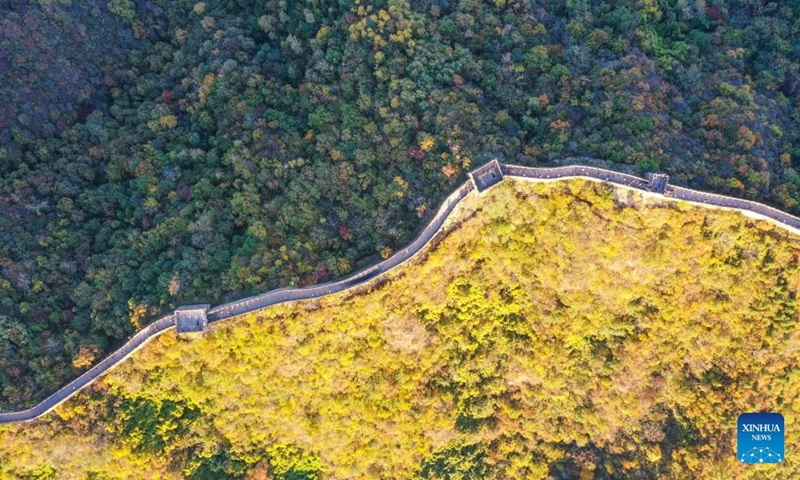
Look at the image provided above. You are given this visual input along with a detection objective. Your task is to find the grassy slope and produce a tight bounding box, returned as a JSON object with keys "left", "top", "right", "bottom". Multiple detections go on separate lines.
{"left": 2, "top": 178, "right": 800, "bottom": 479}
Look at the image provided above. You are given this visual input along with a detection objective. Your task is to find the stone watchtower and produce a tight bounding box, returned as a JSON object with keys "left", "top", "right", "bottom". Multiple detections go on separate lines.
{"left": 469, "top": 159, "right": 504, "bottom": 192}
{"left": 175, "top": 304, "right": 210, "bottom": 334}
{"left": 645, "top": 172, "right": 670, "bottom": 194}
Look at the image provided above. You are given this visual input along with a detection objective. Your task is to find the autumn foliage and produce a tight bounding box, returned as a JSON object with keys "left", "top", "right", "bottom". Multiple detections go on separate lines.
{"left": 2, "top": 179, "right": 799, "bottom": 479}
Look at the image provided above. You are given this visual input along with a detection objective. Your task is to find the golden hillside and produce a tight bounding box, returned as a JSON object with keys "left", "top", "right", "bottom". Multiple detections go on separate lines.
{"left": 2, "top": 178, "right": 799, "bottom": 479}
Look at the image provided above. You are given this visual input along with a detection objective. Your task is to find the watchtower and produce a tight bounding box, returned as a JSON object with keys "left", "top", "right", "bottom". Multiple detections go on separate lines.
{"left": 645, "top": 172, "right": 670, "bottom": 194}
{"left": 469, "top": 159, "right": 504, "bottom": 192}
{"left": 175, "top": 304, "right": 210, "bottom": 334}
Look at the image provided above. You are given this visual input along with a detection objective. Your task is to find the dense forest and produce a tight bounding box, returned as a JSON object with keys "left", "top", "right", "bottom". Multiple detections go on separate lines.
{"left": 1, "top": 0, "right": 799, "bottom": 410}
{"left": 2, "top": 179, "right": 799, "bottom": 478}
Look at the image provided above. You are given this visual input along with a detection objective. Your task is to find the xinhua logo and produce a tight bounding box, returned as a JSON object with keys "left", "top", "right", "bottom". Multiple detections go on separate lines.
{"left": 738, "top": 413, "right": 784, "bottom": 463}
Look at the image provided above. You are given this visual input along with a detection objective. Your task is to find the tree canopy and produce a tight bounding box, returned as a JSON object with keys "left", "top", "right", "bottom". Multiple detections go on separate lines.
{"left": 2, "top": 0, "right": 799, "bottom": 411}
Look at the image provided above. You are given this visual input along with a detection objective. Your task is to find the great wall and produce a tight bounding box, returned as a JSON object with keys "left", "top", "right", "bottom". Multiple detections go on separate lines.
{"left": 2, "top": 159, "right": 799, "bottom": 424}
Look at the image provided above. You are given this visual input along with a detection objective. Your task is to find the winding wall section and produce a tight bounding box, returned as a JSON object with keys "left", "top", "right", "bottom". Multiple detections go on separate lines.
{"left": 2, "top": 162, "right": 799, "bottom": 424}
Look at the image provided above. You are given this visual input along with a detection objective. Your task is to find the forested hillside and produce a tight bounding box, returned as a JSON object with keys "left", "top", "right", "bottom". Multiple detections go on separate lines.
{"left": 1, "top": 0, "right": 799, "bottom": 409}
{"left": 2, "top": 179, "right": 799, "bottom": 479}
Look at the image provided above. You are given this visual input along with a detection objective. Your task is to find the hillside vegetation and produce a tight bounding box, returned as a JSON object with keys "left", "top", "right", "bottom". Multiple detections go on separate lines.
{"left": 1, "top": 178, "right": 799, "bottom": 479}
{"left": 2, "top": 0, "right": 800, "bottom": 408}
